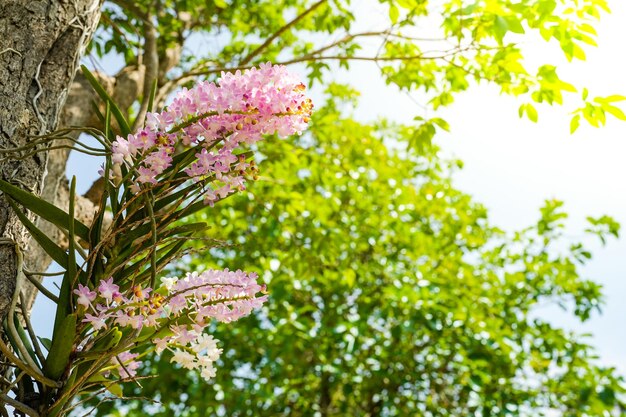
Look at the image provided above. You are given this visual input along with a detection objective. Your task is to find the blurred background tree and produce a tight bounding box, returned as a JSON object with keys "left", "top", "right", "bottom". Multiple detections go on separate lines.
{"left": 89, "top": 87, "right": 623, "bottom": 416}
{"left": 14, "top": 0, "right": 625, "bottom": 415}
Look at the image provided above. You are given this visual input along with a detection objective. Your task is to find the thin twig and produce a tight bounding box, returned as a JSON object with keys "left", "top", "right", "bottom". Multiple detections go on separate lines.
{"left": 287, "top": 30, "right": 445, "bottom": 65}
{"left": 132, "top": 10, "right": 159, "bottom": 131}
{"left": 19, "top": 292, "right": 46, "bottom": 364}
{"left": 145, "top": 191, "right": 158, "bottom": 289}
{"left": 100, "top": 11, "right": 137, "bottom": 47}
{"left": 50, "top": 336, "right": 137, "bottom": 413}
{"left": 240, "top": 0, "right": 328, "bottom": 66}
{"left": 0, "top": 393, "right": 40, "bottom": 417}
{"left": 23, "top": 271, "right": 60, "bottom": 303}
{"left": 276, "top": 51, "right": 462, "bottom": 65}
{"left": 1, "top": 370, "right": 25, "bottom": 395}
{"left": 110, "top": 0, "right": 151, "bottom": 25}
{"left": 0, "top": 338, "right": 59, "bottom": 388}
{"left": 65, "top": 385, "right": 160, "bottom": 416}
{"left": 165, "top": 48, "right": 468, "bottom": 96}
{"left": 4, "top": 242, "right": 41, "bottom": 373}
{"left": 22, "top": 269, "right": 65, "bottom": 277}
{"left": 0, "top": 48, "right": 22, "bottom": 57}
{"left": 164, "top": 28, "right": 455, "bottom": 92}
{"left": 0, "top": 145, "right": 107, "bottom": 163}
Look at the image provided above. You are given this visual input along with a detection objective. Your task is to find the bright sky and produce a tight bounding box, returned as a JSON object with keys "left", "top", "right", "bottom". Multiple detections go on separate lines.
{"left": 342, "top": 1, "right": 626, "bottom": 374}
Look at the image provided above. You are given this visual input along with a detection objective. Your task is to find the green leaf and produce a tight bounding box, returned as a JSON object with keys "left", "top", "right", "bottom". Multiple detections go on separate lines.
{"left": 44, "top": 313, "right": 77, "bottom": 380}
{"left": 570, "top": 114, "right": 581, "bottom": 133}
{"left": 16, "top": 316, "right": 38, "bottom": 359}
{"left": 118, "top": 221, "right": 207, "bottom": 253}
{"left": 0, "top": 179, "right": 91, "bottom": 243}
{"left": 526, "top": 103, "right": 538, "bottom": 122}
{"left": 600, "top": 95, "right": 626, "bottom": 103}
{"left": 389, "top": 4, "right": 399, "bottom": 24}
{"left": 539, "top": 26, "right": 553, "bottom": 41}
{"left": 162, "top": 222, "right": 210, "bottom": 238}
{"left": 81, "top": 65, "right": 131, "bottom": 136}
{"left": 586, "top": 215, "right": 620, "bottom": 244}
{"left": 147, "top": 78, "right": 158, "bottom": 114}
{"left": 89, "top": 184, "right": 108, "bottom": 258}
{"left": 92, "top": 327, "right": 123, "bottom": 352}
{"left": 431, "top": 117, "right": 450, "bottom": 132}
{"left": 152, "top": 182, "right": 198, "bottom": 213}
{"left": 572, "top": 43, "right": 586, "bottom": 60}
{"left": 459, "top": 4, "right": 477, "bottom": 15}
{"left": 344, "top": 269, "right": 356, "bottom": 288}
{"left": 106, "top": 383, "right": 124, "bottom": 397}
{"left": 603, "top": 104, "right": 626, "bottom": 121}
{"left": 504, "top": 16, "right": 525, "bottom": 34}
{"left": 6, "top": 198, "right": 68, "bottom": 268}
{"left": 53, "top": 271, "right": 74, "bottom": 338}
{"left": 599, "top": 388, "right": 616, "bottom": 405}
{"left": 67, "top": 177, "right": 78, "bottom": 286}
{"left": 578, "top": 23, "right": 597, "bottom": 36}
{"left": 37, "top": 337, "right": 52, "bottom": 352}
{"left": 493, "top": 16, "right": 509, "bottom": 42}
{"left": 112, "top": 239, "right": 185, "bottom": 284}
{"left": 132, "top": 240, "right": 187, "bottom": 283}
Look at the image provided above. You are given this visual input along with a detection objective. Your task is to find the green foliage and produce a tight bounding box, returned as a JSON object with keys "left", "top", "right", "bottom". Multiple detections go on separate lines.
{"left": 571, "top": 93, "right": 626, "bottom": 132}
{"left": 93, "top": 92, "right": 624, "bottom": 416}
{"left": 1, "top": 67, "right": 272, "bottom": 415}
{"left": 0, "top": 180, "right": 91, "bottom": 242}
{"left": 70, "top": 0, "right": 624, "bottom": 414}
{"left": 43, "top": 314, "right": 78, "bottom": 381}
{"left": 95, "top": 0, "right": 623, "bottom": 139}
{"left": 586, "top": 215, "right": 621, "bottom": 245}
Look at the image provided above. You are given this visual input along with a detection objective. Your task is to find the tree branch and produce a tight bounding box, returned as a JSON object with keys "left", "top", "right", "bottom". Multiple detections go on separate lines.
{"left": 160, "top": 36, "right": 473, "bottom": 101}
{"left": 239, "top": 0, "right": 328, "bottom": 66}
{"left": 0, "top": 392, "right": 40, "bottom": 417}
{"left": 300, "top": 30, "right": 449, "bottom": 60}
{"left": 276, "top": 50, "right": 465, "bottom": 65}
{"left": 110, "top": 0, "right": 152, "bottom": 25}
{"left": 0, "top": 338, "right": 59, "bottom": 388}
{"left": 132, "top": 13, "right": 159, "bottom": 131}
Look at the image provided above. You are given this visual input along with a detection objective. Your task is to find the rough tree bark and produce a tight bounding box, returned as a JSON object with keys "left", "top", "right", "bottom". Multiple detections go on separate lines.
{"left": 22, "top": 65, "right": 144, "bottom": 312}
{"left": 0, "top": 0, "right": 102, "bottom": 328}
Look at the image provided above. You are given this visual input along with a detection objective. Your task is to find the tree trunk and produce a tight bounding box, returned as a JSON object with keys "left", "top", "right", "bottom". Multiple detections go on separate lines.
{"left": 0, "top": 0, "right": 101, "bottom": 339}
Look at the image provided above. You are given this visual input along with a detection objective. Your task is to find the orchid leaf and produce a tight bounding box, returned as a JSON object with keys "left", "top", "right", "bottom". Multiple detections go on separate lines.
{"left": 0, "top": 179, "right": 90, "bottom": 242}
{"left": 81, "top": 65, "right": 131, "bottom": 136}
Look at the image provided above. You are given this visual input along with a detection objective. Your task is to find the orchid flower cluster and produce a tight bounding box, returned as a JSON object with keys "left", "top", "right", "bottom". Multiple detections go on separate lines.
{"left": 77, "top": 64, "right": 311, "bottom": 384}
{"left": 74, "top": 269, "right": 267, "bottom": 382}
{"left": 110, "top": 63, "right": 313, "bottom": 204}
{"left": 0, "top": 63, "right": 312, "bottom": 415}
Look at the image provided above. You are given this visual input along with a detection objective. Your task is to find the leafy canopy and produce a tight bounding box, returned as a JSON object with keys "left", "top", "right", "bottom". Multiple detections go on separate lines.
{"left": 77, "top": 0, "right": 626, "bottom": 415}
{"left": 90, "top": 88, "right": 624, "bottom": 416}
{"left": 97, "top": 0, "right": 625, "bottom": 143}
